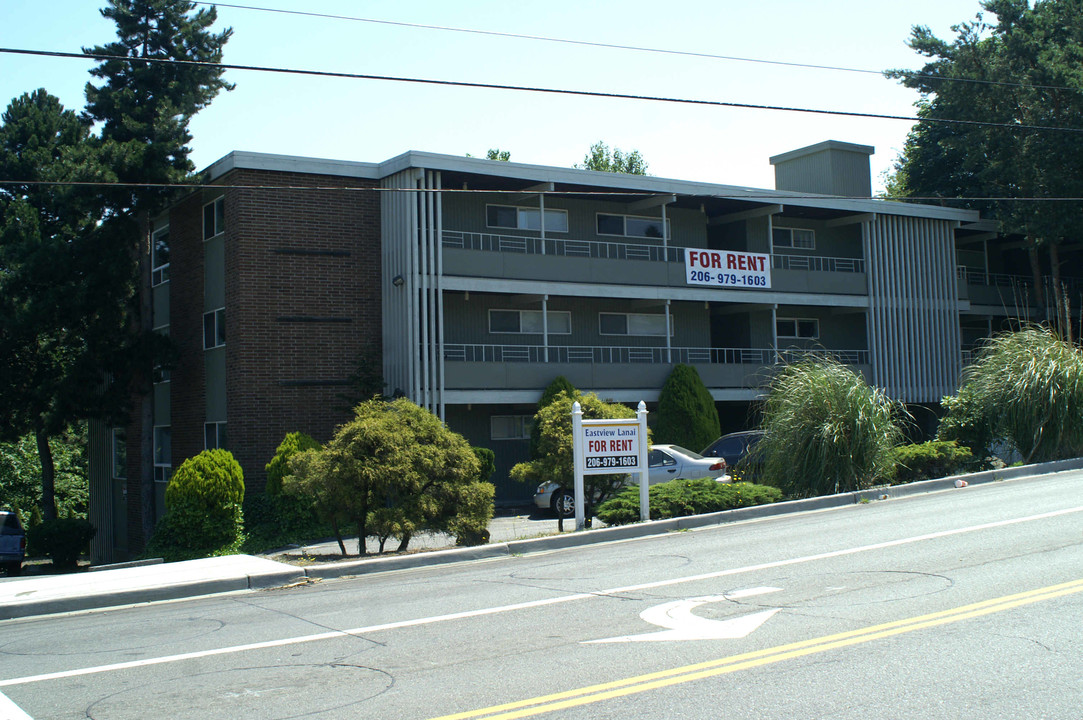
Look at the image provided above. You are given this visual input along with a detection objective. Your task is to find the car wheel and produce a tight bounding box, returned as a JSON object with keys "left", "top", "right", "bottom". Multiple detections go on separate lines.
{"left": 551, "top": 490, "right": 575, "bottom": 518}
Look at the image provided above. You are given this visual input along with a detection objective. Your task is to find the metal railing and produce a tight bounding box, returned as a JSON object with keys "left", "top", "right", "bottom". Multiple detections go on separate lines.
{"left": 442, "top": 230, "right": 684, "bottom": 263}
{"left": 443, "top": 230, "right": 864, "bottom": 272}
{"left": 442, "top": 344, "right": 869, "bottom": 366}
{"left": 956, "top": 267, "right": 1030, "bottom": 288}
{"left": 774, "top": 253, "right": 864, "bottom": 273}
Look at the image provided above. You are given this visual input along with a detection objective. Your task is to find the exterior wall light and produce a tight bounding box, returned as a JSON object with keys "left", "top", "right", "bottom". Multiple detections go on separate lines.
{"left": 392, "top": 275, "right": 405, "bottom": 287}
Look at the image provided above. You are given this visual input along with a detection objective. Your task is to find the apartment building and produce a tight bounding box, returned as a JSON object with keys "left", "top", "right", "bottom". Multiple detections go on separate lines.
{"left": 89, "top": 140, "right": 1039, "bottom": 561}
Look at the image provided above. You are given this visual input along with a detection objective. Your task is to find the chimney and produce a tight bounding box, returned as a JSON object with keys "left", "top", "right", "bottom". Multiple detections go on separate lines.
{"left": 769, "top": 140, "right": 874, "bottom": 198}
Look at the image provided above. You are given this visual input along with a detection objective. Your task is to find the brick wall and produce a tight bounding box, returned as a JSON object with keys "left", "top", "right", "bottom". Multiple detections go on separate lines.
{"left": 222, "top": 169, "right": 381, "bottom": 491}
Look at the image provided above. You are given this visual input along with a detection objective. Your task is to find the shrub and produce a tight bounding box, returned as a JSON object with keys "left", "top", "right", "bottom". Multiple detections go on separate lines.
{"left": 654, "top": 364, "right": 720, "bottom": 452}
{"left": 530, "top": 376, "right": 577, "bottom": 458}
{"left": 755, "top": 357, "right": 906, "bottom": 497}
{"left": 885, "top": 441, "right": 975, "bottom": 485}
{"left": 597, "top": 479, "right": 782, "bottom": 526}
{"left": 146, "top": 449, "right": 245, "bottom": 562}
{"left": 937, "top": 385, "right": 995, "bottom": 462}
{"left": 265, "top": 432, "right": 321, "bottom": 497}
{"left": 284, "top": 398, "right": 492, "bottom": 555}
{"left": 511, "top": 391, "right": 642, "bottom": 510}
{"left": 942, "top": 327, "right": 1083, "bottom": 463}
{"left": 473, "top": 446, "right": 496, "bottom": 483}
{"left": 27, "top": 517, "right": 96, "bottom": 567}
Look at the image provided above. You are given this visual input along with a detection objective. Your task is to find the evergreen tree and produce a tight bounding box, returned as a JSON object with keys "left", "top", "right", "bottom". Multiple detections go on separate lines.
{"left": 886, "top": 0, "right": 1083, "bottom": 327}
{"left": 0, "top": 90, "right": 134, "bottom": 520}
{"left": 653, "top": 364, "right": 720, "bottom": 452}
{"left": 530, "top": 376, "right": 577, "bottom": 458}
{"left": 82, "top": 0, "right": 233, "bottom": 544}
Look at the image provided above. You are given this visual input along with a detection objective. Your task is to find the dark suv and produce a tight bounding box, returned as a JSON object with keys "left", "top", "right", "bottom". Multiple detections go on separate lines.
{"left": 1, "top": 511, "right": 26, "bottom": 576}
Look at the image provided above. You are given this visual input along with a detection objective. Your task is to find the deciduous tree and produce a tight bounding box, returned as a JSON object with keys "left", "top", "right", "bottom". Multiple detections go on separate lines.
{"left": 575, "top": 141, "right": 649, "bottom": 175}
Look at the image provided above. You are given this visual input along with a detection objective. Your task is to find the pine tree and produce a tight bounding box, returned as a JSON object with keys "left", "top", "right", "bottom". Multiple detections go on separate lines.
{"left": 83, "top": 0, "right": 233, "bottom": 545}
{"left": 653, "top": 364, "right": 720, "bottom": 452}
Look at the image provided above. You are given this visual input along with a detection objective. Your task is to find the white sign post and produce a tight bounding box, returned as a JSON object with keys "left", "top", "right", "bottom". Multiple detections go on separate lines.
{"left": 572, "top": 401, "right": 650, "bottom": 530}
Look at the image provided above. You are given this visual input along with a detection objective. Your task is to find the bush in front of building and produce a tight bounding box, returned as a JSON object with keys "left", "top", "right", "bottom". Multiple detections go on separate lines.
{"left": 596, "top": 479, "right": 782, "bottom": 525}
{"left": 283, "top": 398, "right": 492, "bottom": 556}
{"left": 754, "top": 357, "right": 906, "bottom": 498}
{"left": 146, "top": 449, "right": 245, "bottom": 562}
{"left": 26, "top": 517, "right": 96, "bottom": 568}
{"left": 884, "top": 440, "right": 976, "bottom": 485}
{"left": 940, "top": 327, "right": 1083, "bottom": 464}
{"left": 241, "top": 432, "right": 331, "bottom": 553}
{"left": 530, "top": 376, "right": 577, "bottom": 458}
{"left": 511, "top": 391, "right": 644, "bottom": 512}
{"left": 653, "top": 364, "right": 720, "bottom": 452}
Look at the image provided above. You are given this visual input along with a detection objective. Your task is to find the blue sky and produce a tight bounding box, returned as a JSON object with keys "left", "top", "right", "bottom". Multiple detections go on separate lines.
{"left": 1, "top": 1, "right": 990, "bottom": 192}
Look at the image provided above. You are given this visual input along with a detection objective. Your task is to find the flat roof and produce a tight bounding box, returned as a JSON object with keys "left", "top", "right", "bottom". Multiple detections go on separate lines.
{"left": 206, "top": 149, "right": 982, "bottom": 223}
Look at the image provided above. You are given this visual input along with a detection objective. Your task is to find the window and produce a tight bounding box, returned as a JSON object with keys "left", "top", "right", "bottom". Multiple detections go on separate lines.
{"left": 489, "top": 309, "right": 571, "bottom": 334}
{"left": 772, "top": 227, "right": 815, "bottom": 250}
{"left": 152, "top": 227, "right": 170, "bottom": 285}
{"left": 491, "top": 415, "right": 532, "bottom": 440}
{"left": 599, "top": 312, "right": 669, "bottom": 337}
{"left": 596, "top": 213, "right": 668, "bottom": 239}
{"left": 648, "top": 448, "right": 677, "bottom": 468}
{"left": 153, "top": 426, "right": 171, "bottom": 483}
{"left": 205, "top": 422, "right": 228, "bottom": 450}
{"left": 486, "top": 205, "right": 569, "bottom": 233}
{"left": 112, "top": 428, "right": 127, "bottom": 480}
{"left": 203, "top": 307, "right": 225, "bottom": 349}
{"left": 776, "top": 317, "right": 819, "bottom": 339}
{"left": 203, "top": 197, "right": 225, "bottom": 240}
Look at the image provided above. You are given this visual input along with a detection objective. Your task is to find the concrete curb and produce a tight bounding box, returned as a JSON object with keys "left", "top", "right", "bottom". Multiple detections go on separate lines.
{"left": 3, "top": 458, "right": 1080, "bottom": 620}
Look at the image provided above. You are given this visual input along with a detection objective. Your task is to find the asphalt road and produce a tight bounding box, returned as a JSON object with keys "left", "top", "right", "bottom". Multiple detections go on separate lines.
{"left": 1, "top": 470, "right": 1081, "bottom": 719}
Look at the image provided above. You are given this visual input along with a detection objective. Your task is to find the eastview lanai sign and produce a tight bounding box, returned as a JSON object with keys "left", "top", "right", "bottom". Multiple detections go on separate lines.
{"left": 571, "top": 401, "right": 650, "bottom": 530}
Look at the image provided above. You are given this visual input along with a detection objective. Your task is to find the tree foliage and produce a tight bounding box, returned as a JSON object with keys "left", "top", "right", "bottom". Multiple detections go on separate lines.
{"left": 147, "top": 449, "right": 245, "bottom": 561}
{"left": 530, "top": 376, "right": 577, "bottom": 459}
{"left": 754, "top": 358, "right": 906, "bottom": 497}
{"left": 511, "top": 391, "right": 641, "bottom": 508}
{"left": 264, "top": 432, "right": 321, "bottom": 497}
{"left": 0, "top": 427, "right": 89, "bottom": 523}
{"left": 0, "top": 90, "right": 136, "bottom": 519}
{"left": 886, "top": 0, "right": 1083, "bottom": 325}
{"left": 940, "top": 327, "right": 1083, "bottom": 463}
{"left": 575, "top": 141, "right": 649, "bottom": 175}
{"left": 283, "top": 399, "right": 490, "bottom": 555}
{"left": 653, "top": 364, "right": 720, "bottom": 452}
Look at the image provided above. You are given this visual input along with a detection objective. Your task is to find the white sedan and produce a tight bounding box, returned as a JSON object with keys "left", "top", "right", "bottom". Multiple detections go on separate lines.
{"left": 533, "top": 444, "right": 728, "bottom": 516}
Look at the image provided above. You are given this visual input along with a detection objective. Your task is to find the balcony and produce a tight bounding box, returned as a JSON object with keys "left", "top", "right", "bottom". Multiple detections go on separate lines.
{"left": 442, "top": 229, "right": 867, "bottom": 295}
{"left": 442, "top": 343, "right": 871, "bottom": 392}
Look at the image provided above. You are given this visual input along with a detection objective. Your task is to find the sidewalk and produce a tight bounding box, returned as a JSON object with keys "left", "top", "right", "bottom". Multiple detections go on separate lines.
{"left": 3, "top": 460, "right": 1080, "bottom": 622}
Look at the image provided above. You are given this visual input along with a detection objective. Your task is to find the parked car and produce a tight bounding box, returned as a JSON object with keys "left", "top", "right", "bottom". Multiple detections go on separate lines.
{"left": 534, "top": 444, "right": 728, "bottom": 517}
{"left": 701, "top": 430, "right": 765, "bottom": 471}
{"left": 0, "top": 511, "right": 26, "bottom": 576}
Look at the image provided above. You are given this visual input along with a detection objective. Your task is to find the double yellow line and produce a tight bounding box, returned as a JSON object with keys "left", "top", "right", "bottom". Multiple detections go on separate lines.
{"left": 429, "top": 578, "right": 1083, "bottom": 720}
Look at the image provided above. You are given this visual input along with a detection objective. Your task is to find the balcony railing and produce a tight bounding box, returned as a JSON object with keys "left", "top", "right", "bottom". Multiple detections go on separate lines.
{"left": 442, "top": 230, "right": 684, "bottom": 262}
{"left": 443, "top": 230, "right": 864, "bottom": 272}
{"left": 442, "top": 344, "right": 869, "bottom": 366}
{"left": 957, "top": 267, "right": 1031, "bottom": 288}
{"left": 774, "top": 253, "right": 864, "bottom": 273}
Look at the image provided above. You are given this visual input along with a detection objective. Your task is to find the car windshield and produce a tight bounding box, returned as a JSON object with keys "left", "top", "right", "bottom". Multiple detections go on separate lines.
{"left": 668, "top": 445, "right": 704, "bottom": 459}
{"left": 1, "top": 513, "right": 23, "bottom": 534}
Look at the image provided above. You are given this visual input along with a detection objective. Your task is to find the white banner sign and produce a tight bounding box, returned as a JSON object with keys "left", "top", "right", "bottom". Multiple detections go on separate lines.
{"left": 582, "top": 422, "right": 641, "bottom": 474}
{"left": 685, "top": 249, "right": 772, "bottom": 289}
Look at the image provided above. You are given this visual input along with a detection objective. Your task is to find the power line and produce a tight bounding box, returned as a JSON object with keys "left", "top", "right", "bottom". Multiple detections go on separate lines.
{"left": 198, "top": 2, "right": 1078, "bottom": 95}
{"left": 2, "top": 47, "right": 1081, "bottom": 135}
{"left": 3, "top": 178, "right": 1082, "bottom": 202}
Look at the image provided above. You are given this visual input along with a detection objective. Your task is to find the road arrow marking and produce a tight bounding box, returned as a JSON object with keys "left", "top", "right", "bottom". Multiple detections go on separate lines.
{"left": 586, "top": 587, "right": 782, "bottom": 643}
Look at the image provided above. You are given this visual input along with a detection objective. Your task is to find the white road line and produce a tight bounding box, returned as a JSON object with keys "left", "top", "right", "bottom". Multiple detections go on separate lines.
{"left": 0, "top": 689, "right": 33, "bottom": 719}
{"left": 1, "top": 505, "right": 1080, "bottom": 688}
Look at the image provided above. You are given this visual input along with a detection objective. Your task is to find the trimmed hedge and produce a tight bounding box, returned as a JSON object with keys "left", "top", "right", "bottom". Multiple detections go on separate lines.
{"left": 27, "top": 518, "right": 96, "bottom": 568}
{"left": 885, "top": 441, "right": 975, "bottom": 485}
{"left": 596, "top": 479, "right": 782, "bottom": 526}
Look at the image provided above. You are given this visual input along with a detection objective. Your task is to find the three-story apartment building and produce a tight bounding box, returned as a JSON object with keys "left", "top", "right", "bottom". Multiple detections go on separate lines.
{"left": 89, "top": 140, "right": 1048, "bottom": 561}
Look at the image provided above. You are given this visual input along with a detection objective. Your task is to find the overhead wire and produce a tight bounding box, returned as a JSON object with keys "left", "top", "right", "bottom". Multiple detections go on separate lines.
{"left": 1, "top": 178, "right": 1081, "bottom": 203}
{"left": 197, "top": 2, "right": 1081, "bottom": 94}
{"left": 1, "top": 47, "right": 1081, "bottom": 135}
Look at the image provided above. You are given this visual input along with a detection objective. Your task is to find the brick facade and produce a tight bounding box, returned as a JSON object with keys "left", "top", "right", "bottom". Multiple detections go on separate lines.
{"left": 220, "top": 169, "right": 381, "bottom": 491}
